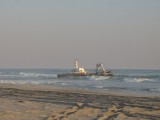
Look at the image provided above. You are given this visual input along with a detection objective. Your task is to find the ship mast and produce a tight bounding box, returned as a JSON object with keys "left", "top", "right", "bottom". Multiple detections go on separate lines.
{"left": 74, "top": 59, "right": 79, "bottom": 69}
{"left": 96, "top": 63, "right": 107, "bottom": 76}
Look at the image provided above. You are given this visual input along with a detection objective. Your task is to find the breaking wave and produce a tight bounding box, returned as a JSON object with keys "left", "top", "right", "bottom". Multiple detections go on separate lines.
{"left": 0, "top": 80, "right": 40, "bottom": 85}
{"left": 89, "top": 76, "right": 111, "bottom": 81}
{"left": 19, "top": 72, "right": 57, "bottom": 79}
{"left": 114, "top": 74, "right": 160, "bottom": 79}
{"left": 149, "top": 88, "right": 160, "bottom": 93}
{"left": 123, "top": 77, "right": 154, "bottom": 83}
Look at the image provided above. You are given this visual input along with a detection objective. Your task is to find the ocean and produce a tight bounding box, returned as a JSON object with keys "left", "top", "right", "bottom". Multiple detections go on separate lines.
{"left": 0, "top": 69, "right": 160, "bottom": 96}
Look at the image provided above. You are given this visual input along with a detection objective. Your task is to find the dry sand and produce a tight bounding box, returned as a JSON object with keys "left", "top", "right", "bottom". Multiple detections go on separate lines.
{"left": 0, "top": 84, "right": 160, "bottom": 120}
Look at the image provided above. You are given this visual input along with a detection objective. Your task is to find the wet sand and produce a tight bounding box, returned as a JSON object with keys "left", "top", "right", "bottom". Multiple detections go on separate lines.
{"left": 0, "top": 84, "right": 160, "bottom": 120}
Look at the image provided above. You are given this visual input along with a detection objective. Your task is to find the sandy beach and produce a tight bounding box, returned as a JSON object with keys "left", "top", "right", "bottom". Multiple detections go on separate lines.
{"left": 0, "top": 84, "right": 160, "bottom": 120}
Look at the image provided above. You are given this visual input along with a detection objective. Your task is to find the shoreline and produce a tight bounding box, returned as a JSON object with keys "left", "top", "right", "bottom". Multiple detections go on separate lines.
{"left": 0, "top": 83, "right": 159, "bottom": 97}
{"left": 0, "top": 83, "right": 160, "bottom": 120}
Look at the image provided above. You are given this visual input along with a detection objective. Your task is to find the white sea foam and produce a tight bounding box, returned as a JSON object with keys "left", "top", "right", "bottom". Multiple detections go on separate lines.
{"left": 150, "top": 88, "right": 160, "bottom": 92}
{"left": 89, "top": 76, "right": 111, "bottom": 81}
{"left": 0, "top": 74, "right": 17, "bottom": 77}
{"left": 0, "top": 79, "right": 57, "bottom": 85}
{"left": 0, "top": 80, "right": 28, "bottom": 84}
{"left": 95, "top": 85, "right": 105, "bottom": 89}
{"left": 19, "top": 72, "right": 57, "bottom": 78}
{"left": 124, "top": 78, "right": 153, "bottom": 83}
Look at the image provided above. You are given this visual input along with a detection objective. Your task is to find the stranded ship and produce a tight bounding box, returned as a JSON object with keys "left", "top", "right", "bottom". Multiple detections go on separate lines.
{"left": 57, "top": 59, "right": 113, "bottom": 78}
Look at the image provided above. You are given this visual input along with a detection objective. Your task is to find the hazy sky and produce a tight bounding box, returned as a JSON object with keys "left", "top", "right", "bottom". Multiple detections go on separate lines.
{"left": 0, "top": 0, "right": 160, "bottom": 69}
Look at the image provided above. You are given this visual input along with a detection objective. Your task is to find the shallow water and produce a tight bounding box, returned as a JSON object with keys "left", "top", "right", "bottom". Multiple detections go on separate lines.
{"left": 0, "top": 69, "right": 160, "bottom": 96}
